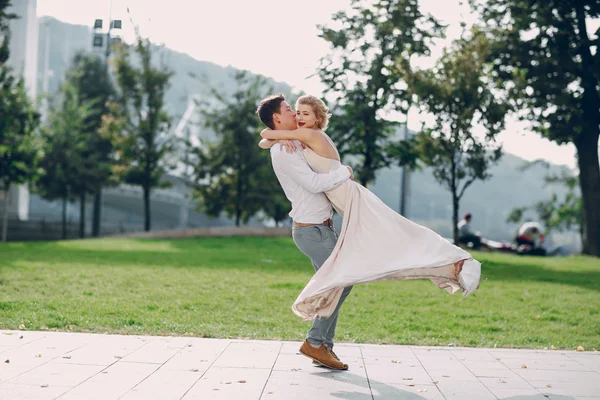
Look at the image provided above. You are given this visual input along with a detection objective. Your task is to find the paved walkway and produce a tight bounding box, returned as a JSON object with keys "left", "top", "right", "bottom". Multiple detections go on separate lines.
{"left": 0, "top": 330, "right": 598, "bottom": 400}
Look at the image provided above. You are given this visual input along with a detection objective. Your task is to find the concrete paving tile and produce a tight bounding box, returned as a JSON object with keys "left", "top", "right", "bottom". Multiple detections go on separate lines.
{"left": 9, "top": 362, "right": 105, "bottom": 387}
{"left": 120, "top": 368, "right": 201, "bottom": 400}
{"left": 213, "top": 341, "right": 280, "bottom": 369}
{"left": 478, "top": 375, "right": 535, "bottom": 389}
{"left": 428, "top": 368, "right": 480, "bottom": 383}
{"left": 0, "top": 382, "right": 71, "bottom": 400}
{"left": 0, "top": 345, "right": 16, "bottom": 354}
{"left": 451, "top": 349, "right": 497, "bottom": 361}
{"left": 514, "top": 369, "right": 600, "bottom": 382}
{"left": 361, "top": 344, "right": 417, "bottom": 359}
{"left": 488, "top": 387, "right": 547, "bottom": 399}
{"left": 462, "top": 359, "right": 509, "bottom": 370}
{"left": 181, "top": 366, "right": 270, "bottom": 400}
{"left": 468, "top": 367, "right": 522, "bottom": 379}
{"left": 436, "top": 380, "right": 497, "bottom": 400}
{"left": 55, "top": 338, "right": 148, "bottom": 366}
{"left": 566, "top": 353, "right": 600, "bottom": 372}
{"left": 262, "top": 375, "right": 372, "bottom": 400}
{"left": 363, "top": 355, "right": 421, "bottom": 366}
{"left": 363, "top": 360, "right": 433, "bottom": 385}
{"left": 160, "top": 340, "right": 228, "bottom": 372}
{"left": 0, "top": 361, "right": 33, "bottom": 381}
{"left": 370, "top": 382, "right": 445, "bottom": 400}
{"left": 530, "top": 379, "right": 600, "bottom": 397}
{"left": 0, "top": 331, "right": 45, "bottom": 347}
{"left": 0, "top": 342, "right": 83, "bottom": 368}
{"left": 501, "top": 358, "right": 592, "bottom": 371}
{"left": 490, "top": 350, "right": 573, "bottom": 361}
{"left": 120, "top": 337, "right": 191, "bottom": 364}
{"left": 56, "top": 361, "right": 159, "bottom": 400}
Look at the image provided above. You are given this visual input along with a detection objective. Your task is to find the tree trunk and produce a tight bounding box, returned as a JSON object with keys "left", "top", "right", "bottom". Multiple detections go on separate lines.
{"left": 62, "top": 194, "right": 67, "bottom": 240}
{"left": 452, "top": 193, "right": 460, "bottom": 245}
{"left": 92, "top": 189, "right": 101, "bottom": 237}
{"left": 79, "top": 192, "right": 86, "bottom": 239}
{"left": 574, "top": 133, "right": 600, "bottom": 256}
{"left": 1, "top": 182, "right": 10, "bottom": 242}
{"left": 575, "top": 3, "right": 600, "bottom": 256}
{"left": 143, "top": 185, "right": 151, "bottom": 232}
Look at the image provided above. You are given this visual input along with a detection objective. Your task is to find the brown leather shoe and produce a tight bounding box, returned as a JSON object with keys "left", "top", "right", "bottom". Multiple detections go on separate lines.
{"left": 299, "top": 340, "right": 348, "bottom": 370}
{"left": 313, "top": 348, "right": 339, "bottom": 365}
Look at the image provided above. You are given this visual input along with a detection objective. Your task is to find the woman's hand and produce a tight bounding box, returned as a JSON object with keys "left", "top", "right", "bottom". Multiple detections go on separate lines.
{"left": 279, "top": 140, "right": 297, "bottom": 153}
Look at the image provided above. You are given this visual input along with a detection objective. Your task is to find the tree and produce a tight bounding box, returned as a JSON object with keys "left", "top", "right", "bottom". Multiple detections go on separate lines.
{"left": 404, "top": 31, "right": 508, "bottom": 244}
{"left": 472, "top": 0, "right": 600, "bottom": 256}
{"left": 66, "top": 52, "right": 116, "bottom": 238}
{"left": 186, "top": 71, "right": 280, "bottom": 226}
{"left": 0, "top": 0, "right": 41, "bottom": 242}
{"left": 111, "top": 33, "right": 174, "bottom": 232}
{"left": 0, "top": 76, "right": 40, "bottom": 241}
{"left": 37, "top": 83, "right": 94, "bottom": 240}
{"left": 317, "top": 0, "right": 444, "bottom": 186}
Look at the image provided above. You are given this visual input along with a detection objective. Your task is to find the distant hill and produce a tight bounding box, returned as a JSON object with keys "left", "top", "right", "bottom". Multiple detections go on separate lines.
{"left": 36, "top": 16, "right": 296, "bottom": 120}
{"left": 36, "top": 17, "right": 579, "bottom": 247}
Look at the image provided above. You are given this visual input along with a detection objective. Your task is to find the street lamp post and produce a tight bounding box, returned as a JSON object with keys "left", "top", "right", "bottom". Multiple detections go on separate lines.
{"left": 90, "top": 2, "right": 122, "bottom": 237}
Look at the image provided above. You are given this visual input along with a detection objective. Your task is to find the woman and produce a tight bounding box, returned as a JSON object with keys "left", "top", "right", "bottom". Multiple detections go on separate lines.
{"left": 259, "top": 95, "right": 481, "bottom": 321}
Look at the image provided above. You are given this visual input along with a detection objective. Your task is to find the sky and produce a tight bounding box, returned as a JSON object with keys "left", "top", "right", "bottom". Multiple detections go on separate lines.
{"left": 37, "top": 0, "right": 592, "bottom": 170}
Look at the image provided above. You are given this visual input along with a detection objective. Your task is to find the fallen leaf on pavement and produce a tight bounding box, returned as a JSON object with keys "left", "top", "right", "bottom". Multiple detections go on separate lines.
{"left": 391, "top": 360, "right": 398, "bottom": 363}
{"left": 4, "top": 359, "right": 9, "bottom": 363}
{"left": 547, "top": 384, "right": 552, "bottom": 388}
{"left": 190, "top": 369, "right": 199, "bottom": 372}
{"left": 521, "top": 364, "right": 527, "bottom": 369}
{"left": 40, "top": 384, "right": 49, "bottom": 388}
{"left": 238, "top": 380, "right": 246, "bottom": 383}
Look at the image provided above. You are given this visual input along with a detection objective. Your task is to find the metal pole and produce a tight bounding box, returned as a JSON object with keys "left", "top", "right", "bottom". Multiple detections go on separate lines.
{"left": 41, "top": 21, "right": 51, "bottom": 123}
{"left": 105, "top": 0, "right": 113, "bottom": 60}
{"left": 399, "top": 123, "right": 409, "bottom": 217}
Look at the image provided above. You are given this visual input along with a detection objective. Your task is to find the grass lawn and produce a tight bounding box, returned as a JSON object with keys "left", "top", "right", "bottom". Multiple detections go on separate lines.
{"left": 0, "top": 237, "right": 598, "bottom": 350}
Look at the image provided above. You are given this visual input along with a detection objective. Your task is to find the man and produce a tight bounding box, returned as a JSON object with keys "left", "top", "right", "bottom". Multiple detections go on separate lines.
{"left": 457, "top": 213, "right": 481, "bottom": 249}
{"left": 516, "top": 221, "right": 546, "bottom": 255}
{"left": 256, "top": 94, "right": 353, "bottom": 370}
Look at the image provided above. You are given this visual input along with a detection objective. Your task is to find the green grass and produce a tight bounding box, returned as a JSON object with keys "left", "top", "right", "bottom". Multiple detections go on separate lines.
{"left": 1, "top": 237, "right": 599, "bottom": 350}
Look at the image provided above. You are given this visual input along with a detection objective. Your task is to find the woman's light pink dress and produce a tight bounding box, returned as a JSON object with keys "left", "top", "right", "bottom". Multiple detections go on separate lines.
{"left": 292, "top": 133, "right": 481, "bottom": 320}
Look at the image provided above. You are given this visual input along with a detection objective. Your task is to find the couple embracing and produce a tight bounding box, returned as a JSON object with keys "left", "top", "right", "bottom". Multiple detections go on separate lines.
{"left": 256, "top": 94, "right": 480, "bottom": 370}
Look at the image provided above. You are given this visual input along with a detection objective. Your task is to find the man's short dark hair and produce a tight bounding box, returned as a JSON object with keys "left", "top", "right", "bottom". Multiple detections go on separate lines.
{"left": 257, "top": 94, "right": 285, "bottom": 130}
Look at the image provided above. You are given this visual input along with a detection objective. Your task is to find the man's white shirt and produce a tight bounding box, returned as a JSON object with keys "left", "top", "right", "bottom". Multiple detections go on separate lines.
{"left": 270, "top": 141, "right": 350, "bottom": 223}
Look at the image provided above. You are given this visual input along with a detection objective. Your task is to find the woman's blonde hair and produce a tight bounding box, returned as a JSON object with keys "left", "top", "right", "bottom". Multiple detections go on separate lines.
{"left": 296, "top": 95, "right": 331, "bottom": 131}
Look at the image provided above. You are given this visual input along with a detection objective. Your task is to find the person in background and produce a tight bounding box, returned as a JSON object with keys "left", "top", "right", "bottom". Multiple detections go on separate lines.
{"left": 516, "top": 221, "right": 546, "bottom": 255}
{"left": 457, "top": 213, "right": 482, "bottom": 249}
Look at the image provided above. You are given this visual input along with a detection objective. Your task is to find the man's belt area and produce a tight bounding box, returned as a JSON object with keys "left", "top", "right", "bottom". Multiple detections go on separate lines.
{"left": 293, "top": 218, "right": 334, "bottom": 229}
